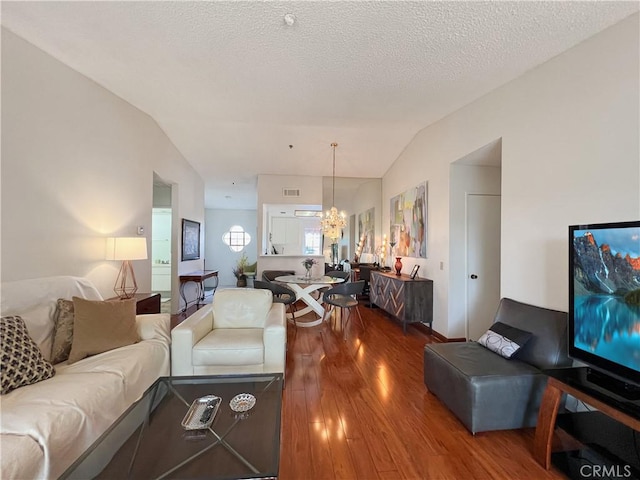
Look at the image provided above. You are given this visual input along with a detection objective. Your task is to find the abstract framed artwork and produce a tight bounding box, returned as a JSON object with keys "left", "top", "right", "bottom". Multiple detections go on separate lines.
{"left": 390, "top": 182, "right": 427, "bottom": 258}
{"left": 181, "top": 219, "right": 201, "bottom": 261}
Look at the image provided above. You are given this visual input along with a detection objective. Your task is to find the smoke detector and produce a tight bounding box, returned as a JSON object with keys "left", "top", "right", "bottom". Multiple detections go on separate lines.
{"left": 284, "top": 13, "right": 296, "bottom": 26}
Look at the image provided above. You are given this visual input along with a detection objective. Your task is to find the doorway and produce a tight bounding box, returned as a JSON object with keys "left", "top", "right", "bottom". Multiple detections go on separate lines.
{"left": 449, "top": 138, "right": 502, "bottom": 340}
{"left": 152, "top": 177, "right": 172, "bottom": 314}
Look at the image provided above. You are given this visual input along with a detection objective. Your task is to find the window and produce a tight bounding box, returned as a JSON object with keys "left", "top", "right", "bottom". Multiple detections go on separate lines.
{"left": 303, "top": 227, "right": 322, "bottom": 255}
{"left": 223, "top": 225, "right": 251, "bottom": 252}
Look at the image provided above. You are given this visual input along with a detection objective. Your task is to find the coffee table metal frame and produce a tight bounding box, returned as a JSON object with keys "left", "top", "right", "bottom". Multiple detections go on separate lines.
{"left": 60, "top": 373, "right": 283, "bottom": 480}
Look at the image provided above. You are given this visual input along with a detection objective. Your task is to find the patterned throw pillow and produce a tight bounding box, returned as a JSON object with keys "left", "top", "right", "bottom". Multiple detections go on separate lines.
{"left": 1, "top": 316, "right": 55, "bottom": 395}
{"left": 50, "top": 299, "right": 75, "bottom": 364}
{"left": 477, "top": 322, "right": 532, "bottom": 359}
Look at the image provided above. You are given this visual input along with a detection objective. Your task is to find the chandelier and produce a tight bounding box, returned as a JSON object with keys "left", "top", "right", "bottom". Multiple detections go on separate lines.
{"left": 321, "top": 142, "right": 347, "bottom": 242}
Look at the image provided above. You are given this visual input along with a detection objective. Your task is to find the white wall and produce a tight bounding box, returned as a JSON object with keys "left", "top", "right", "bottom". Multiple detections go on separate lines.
{"left": 204, "top": 209, "right": 258, "bottom": 288}
{"left": 1, "top": 28, "right": 205, "bottom": 305}
{"left": 258, "top": 174, "right": 323, "bottom": 205}
{"left": 383, "top": 14, "right": 640, "bottom": 337}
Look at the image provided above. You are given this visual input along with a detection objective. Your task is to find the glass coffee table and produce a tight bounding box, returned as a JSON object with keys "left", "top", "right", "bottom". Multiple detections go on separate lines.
{"left": 60, "top": 374, "right": 283, "bottom": 480}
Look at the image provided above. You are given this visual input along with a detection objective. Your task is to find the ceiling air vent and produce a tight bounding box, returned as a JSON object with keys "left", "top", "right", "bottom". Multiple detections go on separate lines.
{"left": 283, "top": 188, "right": 300, "bottom": 197}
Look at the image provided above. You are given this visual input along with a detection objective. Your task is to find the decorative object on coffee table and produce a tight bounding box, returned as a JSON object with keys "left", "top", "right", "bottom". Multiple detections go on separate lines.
{"left": 182, "top": 395, "right": 221, "bottom": 430}
{"left": 394, "top": 257, "right": 403, "bottom": 276}
{"left": 229, "top": 393, "right": 256, "bottom": 413}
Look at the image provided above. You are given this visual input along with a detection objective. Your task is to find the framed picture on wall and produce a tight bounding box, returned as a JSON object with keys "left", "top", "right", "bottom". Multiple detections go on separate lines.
{"left": 410, "top": 264, "right": 420, "bottom": 279}
{"left": 181, "top": 219, "right": 201, "bottom": 261}
{"left": 390, "top": 182, "right": 427, "bottom": 258}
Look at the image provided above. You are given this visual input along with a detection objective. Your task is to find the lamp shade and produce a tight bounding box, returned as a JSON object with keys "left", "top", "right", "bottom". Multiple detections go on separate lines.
{"left": 105, "top": 237, "right": 148, "bottom": 261}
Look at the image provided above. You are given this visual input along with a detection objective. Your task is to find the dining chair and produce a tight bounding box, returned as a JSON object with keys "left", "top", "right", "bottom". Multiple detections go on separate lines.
{"left": 262, "top": 270, "right": 295, "bottom": 282}
{"left": 317, "top": 270, "right": 350, "bottom": 306}
{"left": 322, "top": 280, "right": 365, "bottom": 331}
{"left": 325, "top": 270, "right": 350, "bottom": 281}
{"left": 358, "top": 265, "right": 376, "bottom": 307}
{"left": 254, "top": 280, "right": 298, "bottom": 327}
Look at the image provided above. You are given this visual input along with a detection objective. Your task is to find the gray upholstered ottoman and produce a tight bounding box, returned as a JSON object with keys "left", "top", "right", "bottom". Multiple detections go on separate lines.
{"left": 423, "top": 298, "right": 571, "bottom": 434}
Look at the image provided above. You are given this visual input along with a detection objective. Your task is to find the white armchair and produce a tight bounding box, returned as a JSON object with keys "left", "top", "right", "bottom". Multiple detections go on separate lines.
{"left": 171, "top": 288, "right": 286, "bottom": 376}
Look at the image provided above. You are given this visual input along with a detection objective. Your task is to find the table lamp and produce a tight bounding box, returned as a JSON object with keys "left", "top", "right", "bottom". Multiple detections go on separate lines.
{"left": 105, "top": 237, "right": 148, "bottom": 299}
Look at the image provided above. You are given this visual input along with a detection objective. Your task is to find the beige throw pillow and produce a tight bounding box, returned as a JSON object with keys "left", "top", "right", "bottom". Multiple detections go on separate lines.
{"left": 68, "top": 297, "right": 139, "bottom": 364}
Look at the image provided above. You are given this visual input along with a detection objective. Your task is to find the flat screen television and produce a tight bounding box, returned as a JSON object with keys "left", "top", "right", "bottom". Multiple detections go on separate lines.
{"left": 569, "top": 220, "right": 640, "bottom": 398}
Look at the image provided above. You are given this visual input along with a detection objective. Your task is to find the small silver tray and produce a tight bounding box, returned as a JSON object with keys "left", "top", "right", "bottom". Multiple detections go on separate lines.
{"left": 181, "top": 395, "right": 221, "bottom": 430}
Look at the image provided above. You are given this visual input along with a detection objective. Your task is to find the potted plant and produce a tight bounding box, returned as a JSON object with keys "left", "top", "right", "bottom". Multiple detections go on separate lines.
{"left": 233, "top": 253, "right": 250, "bottom": 287}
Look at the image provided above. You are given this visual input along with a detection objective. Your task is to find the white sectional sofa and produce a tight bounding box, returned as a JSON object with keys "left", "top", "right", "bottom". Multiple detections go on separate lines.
{"left": 0, "top": 276, "right": 170, "bottom": 479}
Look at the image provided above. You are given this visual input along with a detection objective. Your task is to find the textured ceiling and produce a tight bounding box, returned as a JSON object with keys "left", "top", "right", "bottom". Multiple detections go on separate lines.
{"left": 2, "top": 1, "right": 638, "bottom": 209}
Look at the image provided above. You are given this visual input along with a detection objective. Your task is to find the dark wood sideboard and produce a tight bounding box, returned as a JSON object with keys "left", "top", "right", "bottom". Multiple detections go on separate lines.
{"left": 107, "top": 293, "right": 161, "bottom": 315}
{"left": 370, "top": 270, "right": 433, "bottom": 334}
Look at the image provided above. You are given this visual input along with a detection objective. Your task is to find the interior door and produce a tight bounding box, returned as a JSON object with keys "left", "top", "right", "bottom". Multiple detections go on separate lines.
{"left": 466, "top": 194, "right": 501, "bottom": 340}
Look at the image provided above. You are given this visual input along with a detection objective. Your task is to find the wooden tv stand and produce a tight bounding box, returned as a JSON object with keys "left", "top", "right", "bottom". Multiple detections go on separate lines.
{"left": 534, "top": 367, "right": 640, "bottom": 471}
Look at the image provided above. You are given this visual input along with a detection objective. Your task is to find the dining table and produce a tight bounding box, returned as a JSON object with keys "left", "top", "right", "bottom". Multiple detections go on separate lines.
{"left": 274, "top": 275, "right": 346, "bottom": 327}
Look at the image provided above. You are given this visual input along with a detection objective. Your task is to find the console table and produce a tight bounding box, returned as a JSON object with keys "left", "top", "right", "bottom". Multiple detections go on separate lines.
{"left": 534, "top": 367, "right": 640, "bottom": 474}
{"left": 370, "top": 270, "right": 433, "bottom": 334}
{"left": 179, "top": 270, "right": 218, "bottom": 313}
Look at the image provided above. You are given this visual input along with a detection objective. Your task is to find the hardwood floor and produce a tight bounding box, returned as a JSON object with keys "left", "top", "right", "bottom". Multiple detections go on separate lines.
{"left": 170, "top": 295, "right": 567, "bottom": 479}
{"left": 277, "top": 305, "right": 567, "bottom": 480}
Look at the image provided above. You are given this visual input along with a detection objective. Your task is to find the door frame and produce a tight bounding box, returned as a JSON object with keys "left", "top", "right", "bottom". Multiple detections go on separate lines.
{"left": 152, "top": 174, "right": 178, "bottom": 313}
